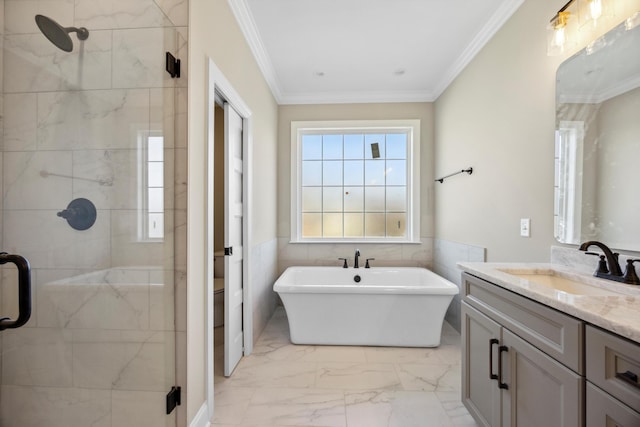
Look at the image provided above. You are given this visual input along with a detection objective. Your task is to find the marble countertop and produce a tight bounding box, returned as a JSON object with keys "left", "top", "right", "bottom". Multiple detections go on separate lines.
{"left": 457, "top": 262, "right": 640, "bottom": 344}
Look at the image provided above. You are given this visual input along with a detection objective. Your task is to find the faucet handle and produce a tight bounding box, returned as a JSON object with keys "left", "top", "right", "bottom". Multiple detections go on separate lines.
{"left": 338, "top": 258, "right": 348, "bottom": 268}
{"left": 365, "top": 258, "right": 375, "bottom": 269}
{"left": 586, "top": 252, "right": 609, "bottom": 274}
{"left": 623, "top": 259, "right": 640, "bottom": 285}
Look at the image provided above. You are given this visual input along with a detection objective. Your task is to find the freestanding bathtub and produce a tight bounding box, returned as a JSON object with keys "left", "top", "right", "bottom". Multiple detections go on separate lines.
{"left": 273, "top": 266, "right": 458, "bottom": 347}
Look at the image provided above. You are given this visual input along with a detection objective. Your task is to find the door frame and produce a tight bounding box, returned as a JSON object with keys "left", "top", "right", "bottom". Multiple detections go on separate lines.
{"left": 205, "top": 57, "right": 253, "bottom": 416}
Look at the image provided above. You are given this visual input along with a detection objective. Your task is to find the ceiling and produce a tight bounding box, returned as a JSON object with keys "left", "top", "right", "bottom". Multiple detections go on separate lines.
{"left": 228, "top": 0, "right": 525, "bottom": 104}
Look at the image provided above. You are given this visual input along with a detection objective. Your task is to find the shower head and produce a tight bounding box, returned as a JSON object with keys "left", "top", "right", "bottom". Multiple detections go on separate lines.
{"left": 35, "top": 14, "right": 89, "bottom": 52}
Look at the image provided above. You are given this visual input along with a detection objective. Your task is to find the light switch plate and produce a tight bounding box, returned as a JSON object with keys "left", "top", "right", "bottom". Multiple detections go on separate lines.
{"left": 520, "top": 218, "right": 530, "bottom": 237}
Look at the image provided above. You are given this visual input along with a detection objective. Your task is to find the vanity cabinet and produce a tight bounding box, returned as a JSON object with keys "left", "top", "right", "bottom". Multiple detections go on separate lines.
{"left": 461, "top": 273, "right": 584, "bottom": 427}
{"left": 585, "top": 325, "right": 640, "bottom": 426}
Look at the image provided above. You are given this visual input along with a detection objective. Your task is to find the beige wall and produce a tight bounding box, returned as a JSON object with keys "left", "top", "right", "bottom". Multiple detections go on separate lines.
{"left": 278, "top": 103, "right": 435, "bottom": 238}
{"left": 188, "top": 0, "right": 278, "bottom": 422}
{"left": 433, "top": 0, "right": 567, "bottom": 262}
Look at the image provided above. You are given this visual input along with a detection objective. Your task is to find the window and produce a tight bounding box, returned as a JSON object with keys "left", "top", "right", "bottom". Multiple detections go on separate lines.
{"left": 554, "top": 121, "right": 584, "bottom": 244}
{"left": 138, "top": 133, "right": 165, "bottom": 241}
{"left": 291, "top": 120, "right": 420, "bottom": 243}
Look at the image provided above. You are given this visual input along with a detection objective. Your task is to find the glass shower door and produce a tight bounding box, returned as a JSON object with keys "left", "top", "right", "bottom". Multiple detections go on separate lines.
{"left": 0, "top": 1, "right": 188, "bottom": 426}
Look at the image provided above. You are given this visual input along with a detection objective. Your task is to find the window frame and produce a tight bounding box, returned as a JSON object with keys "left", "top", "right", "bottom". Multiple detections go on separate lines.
{"left": 137, "top": 130, "right": 165, "bottom": 242}
{"left": 290, "top": 119, "right": 421, "bottom": 243}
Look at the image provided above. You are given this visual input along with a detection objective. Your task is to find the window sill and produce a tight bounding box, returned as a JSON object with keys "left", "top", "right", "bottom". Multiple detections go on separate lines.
{"left": 288, "top": 239, "right": 422, "bottom": 245}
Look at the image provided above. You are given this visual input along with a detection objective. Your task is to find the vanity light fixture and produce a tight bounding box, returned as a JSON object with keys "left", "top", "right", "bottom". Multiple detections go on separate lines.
{"left": 547, "top": 1, "right": 576, "bottom": 56}
{"left": 546, "top": 0, "right": 640, "bottom": 56}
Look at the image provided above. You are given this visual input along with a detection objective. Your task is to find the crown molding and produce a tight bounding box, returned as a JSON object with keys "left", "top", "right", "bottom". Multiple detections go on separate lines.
{"left": 227, "top": 0, "right": 283, "bottom": 103}
{"left": 278, "top": 89, "right": 436, "bottom": 105}
{"left": 432, "top": 0, "right": 525, "bottom": 99}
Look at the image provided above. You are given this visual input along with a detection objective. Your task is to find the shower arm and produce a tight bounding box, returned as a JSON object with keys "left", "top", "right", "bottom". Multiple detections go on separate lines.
{"left": 65, "top": 26, "right": 89, "bottom": 40}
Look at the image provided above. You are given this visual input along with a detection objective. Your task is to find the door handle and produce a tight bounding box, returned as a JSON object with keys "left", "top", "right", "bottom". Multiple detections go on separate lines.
{"left": 489, "top": 338, "right": 499, "bottom": 380}
{"left": 0, "top": 253, "right": 32, "bottom": 331}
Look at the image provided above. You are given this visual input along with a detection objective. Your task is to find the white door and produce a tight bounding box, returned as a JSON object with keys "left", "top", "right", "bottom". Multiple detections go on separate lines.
{"left": 224, "top": 102, "right": 244, "bottom": 376}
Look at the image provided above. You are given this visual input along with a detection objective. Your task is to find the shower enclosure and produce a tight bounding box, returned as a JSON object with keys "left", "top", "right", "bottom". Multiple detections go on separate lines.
{"left": 0, "top": 1, "right": 188, "bottom": 426}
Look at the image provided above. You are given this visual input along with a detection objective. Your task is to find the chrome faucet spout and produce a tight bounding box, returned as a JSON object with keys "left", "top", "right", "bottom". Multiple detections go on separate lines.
{"left": 354, "top": 249, "right": 360, "bottom": 269}
{"left": 578, "top": 241, "right": 623, "bottom": 277}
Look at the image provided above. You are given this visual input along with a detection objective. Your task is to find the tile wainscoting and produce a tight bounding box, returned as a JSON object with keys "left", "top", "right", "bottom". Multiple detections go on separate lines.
{"left": 277, "top": 237, "right": 434, "bottom": 274}
{"left": 251, "top": 238, "right": 279, "bottom": 344}
{"left": 433, "top": 239, "right": 485, "bottom": 332}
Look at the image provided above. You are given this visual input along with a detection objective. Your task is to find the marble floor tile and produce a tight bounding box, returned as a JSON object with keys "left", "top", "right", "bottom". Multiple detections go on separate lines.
{"left": 395, "top": 363, "right": 461, "bottom": 392}
{"left": 212, "top": 307, "right": 477, "bottom": 426}
{"left": 345, "top": 390, "right": 452, "bottom": 427}
{"left": 315, "top": 362, "right": 402, "bottom": 391}
{"left": 436, "top": 392, "right": 479, "bottom": 427}
{"left": 363, "top": 346, "right": 444, "bottom": 365}
{"left": 212, "top": 385, "right": 256, "bottom": 425}
{"left": 243, "top": 388, "right": 346, "bottom": 427}
{"left": 227, "top": 358, "right": 318, "bottom": 389}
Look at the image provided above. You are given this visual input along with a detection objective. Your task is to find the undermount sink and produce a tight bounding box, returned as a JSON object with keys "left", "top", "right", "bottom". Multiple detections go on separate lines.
{"left": 498, "top": 269, "right": 625, "bottom": 296}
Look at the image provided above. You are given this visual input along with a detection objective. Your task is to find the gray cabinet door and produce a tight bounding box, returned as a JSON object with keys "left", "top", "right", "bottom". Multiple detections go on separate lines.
{"left": 502, "top": 329, "right": 583, "bottom": 427}
{"left": 462, "top": 302, "right": 502, "bottom": 427}
{"left": 586, "top": 382, "right": 640, "bottom": 427}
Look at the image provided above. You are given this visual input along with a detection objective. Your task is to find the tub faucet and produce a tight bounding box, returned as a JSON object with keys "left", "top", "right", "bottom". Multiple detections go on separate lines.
{"left": 354, "top": 249, "right": 360, "bottom": 269}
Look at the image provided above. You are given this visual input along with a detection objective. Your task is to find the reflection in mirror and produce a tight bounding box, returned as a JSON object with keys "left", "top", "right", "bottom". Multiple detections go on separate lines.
{"left": 555, "top": 18, "right": 640, "bottom": 251}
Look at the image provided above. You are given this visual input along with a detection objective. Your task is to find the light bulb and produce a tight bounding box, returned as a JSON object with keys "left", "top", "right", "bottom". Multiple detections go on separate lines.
{"left": 554, "top": 26, "right": 566, "bottom": 49}
{"left": 589, "top": 0, "right": 603, "bottom": 21}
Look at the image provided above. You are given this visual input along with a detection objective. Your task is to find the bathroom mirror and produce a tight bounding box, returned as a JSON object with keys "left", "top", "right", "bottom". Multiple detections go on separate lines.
{"left": 555, "top": 18, "right": 640, "bottom": 252}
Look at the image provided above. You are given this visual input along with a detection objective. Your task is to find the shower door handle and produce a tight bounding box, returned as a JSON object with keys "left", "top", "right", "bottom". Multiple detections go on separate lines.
{"left": 0, "top": 253, "right": 32, "bottom": 331}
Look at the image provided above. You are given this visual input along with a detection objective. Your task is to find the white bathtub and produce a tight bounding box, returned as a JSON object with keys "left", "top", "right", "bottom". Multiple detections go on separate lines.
{"left": 273, "top": 266, "right": 458, "bottom": 347}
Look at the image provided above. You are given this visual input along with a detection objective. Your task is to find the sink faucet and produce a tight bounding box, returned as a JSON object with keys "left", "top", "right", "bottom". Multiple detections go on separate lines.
{"left": 579, "top": 241, "right": 623, "bottom": 277}
{"left": 354, "top": 249, "right": 360, "bottom": 269}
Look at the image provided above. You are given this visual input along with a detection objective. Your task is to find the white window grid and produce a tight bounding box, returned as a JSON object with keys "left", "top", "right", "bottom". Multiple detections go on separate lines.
{"left": 291, "top": 120, "right": 421, "bottom": 243}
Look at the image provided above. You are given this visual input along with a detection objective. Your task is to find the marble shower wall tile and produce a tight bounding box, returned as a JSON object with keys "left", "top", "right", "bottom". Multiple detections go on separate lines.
{"left": 155, "top": 0, "right": 189, "bottom": 27}
{"left": 4, "top": 31, "right": 112, "bottom": 92}
{"left": 75, "top": 0, "right": 172, "bottom": 29}
{"left": 149, "top": 268, "right": 176, "bottom": 331}
{"left": 0, "top": 385, "right": 111, "bottom": 427}
{"left": 3, "top": 93, "right": 37, "bottom": 151}
{"left": 3, "top": 150, "right": 72, "bottom": 209}
{"left": 72, "top": 329, "right": 174, "bottom": 391}
{"left": 37, "top": 89, "right": 150, "bottom": 150}
{"left": 112, "top": 390, "right": 175, "bottom": 427}
{"left": 3, "top": 209, "right": 111, "bottom": 269}
{"left": 71, "top": 149, "right": 136, "bottom": 210}
{"left": 4, "top": 0, "right": 74, "bottom": 35}
{"left": 151, "top": 87, "right": 176, "bottom": 148}
{"left": 112, "top": 27, "right": 177, "bottom": 89}
{"left": 110, "top": 209, "right": 175, "bottom": 267}
{"left": 1, "top": 327, "right": 73, "bottom": 387}
{"left": 37, "top": 268, "right": 151, "bottom": 330}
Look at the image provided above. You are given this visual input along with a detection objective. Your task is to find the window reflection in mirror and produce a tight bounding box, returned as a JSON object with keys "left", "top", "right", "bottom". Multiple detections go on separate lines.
{"left": 555, "top": 19, "right": 640, "bottom": 251}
